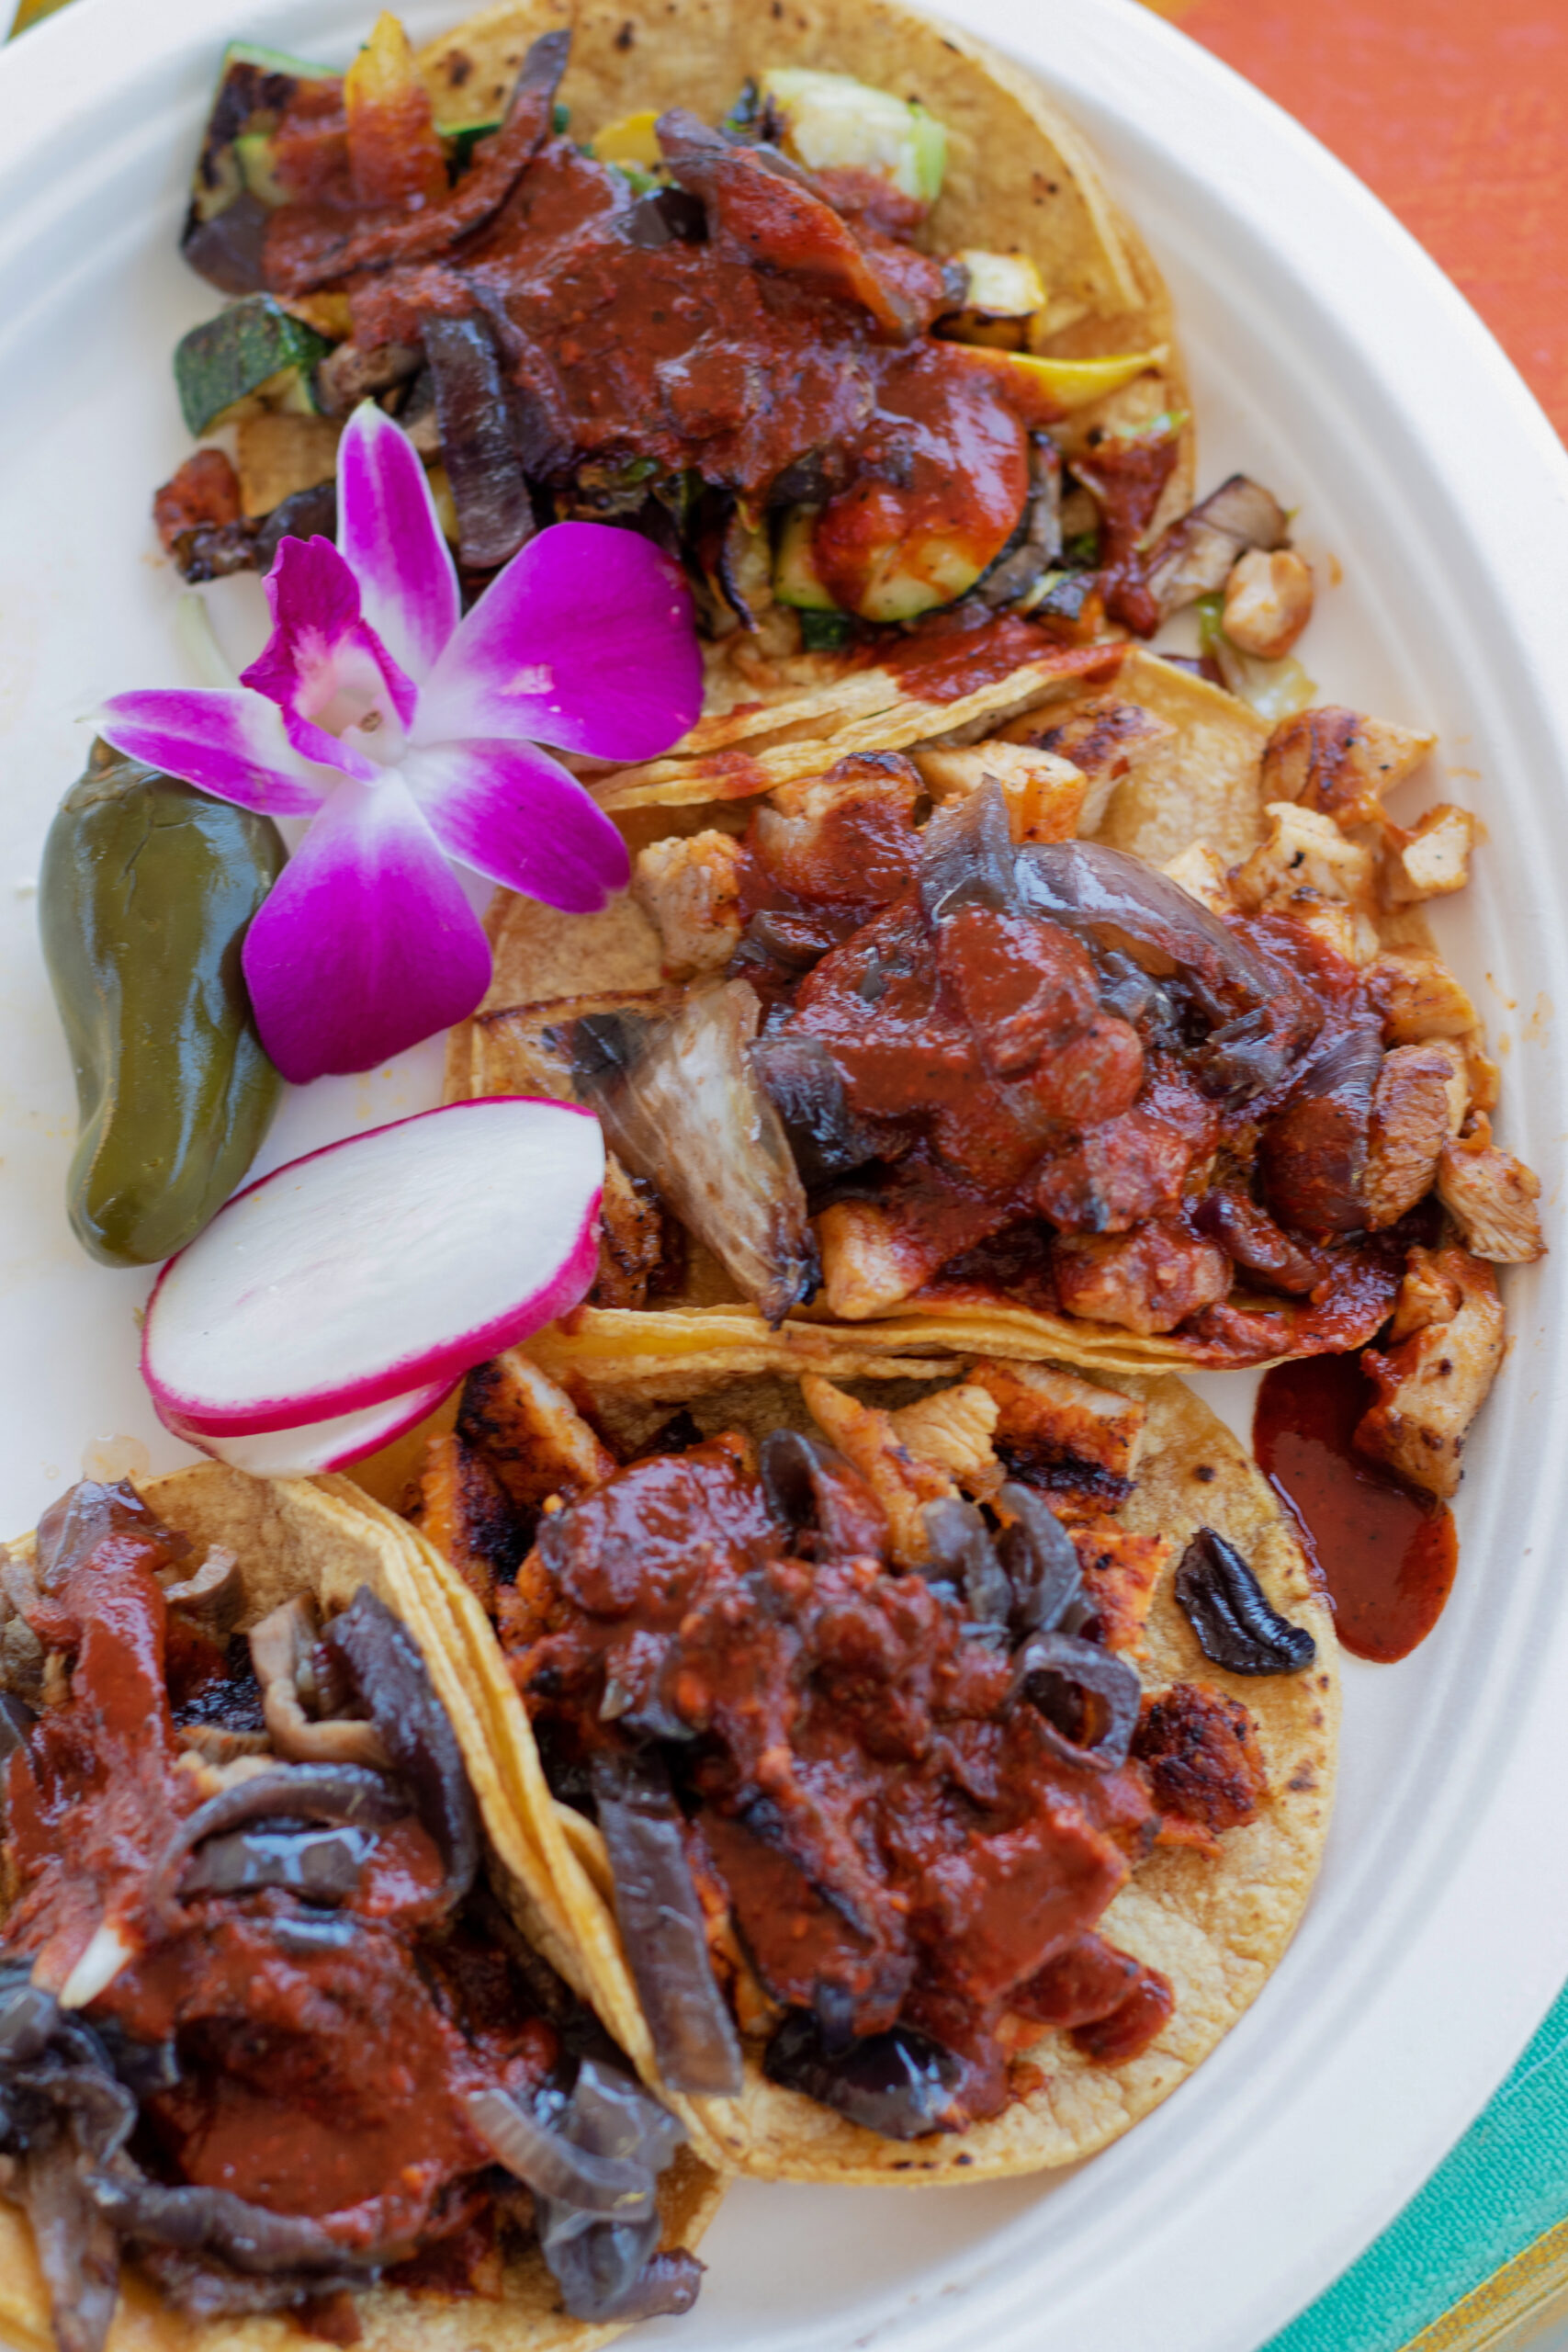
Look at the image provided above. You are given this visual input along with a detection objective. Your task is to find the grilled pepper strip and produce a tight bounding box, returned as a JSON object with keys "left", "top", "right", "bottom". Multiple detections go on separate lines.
{"left": 39, "top": 741, "right": 285, "bottom": 1266}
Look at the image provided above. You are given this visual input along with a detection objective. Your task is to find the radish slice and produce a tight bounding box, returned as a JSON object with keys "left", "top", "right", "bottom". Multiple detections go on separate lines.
{"left": 143, "top": 1098, "right": 604, "bottom": 1436}
{"left": 164, "top": 1379, "right": 452, "bottom": 1478}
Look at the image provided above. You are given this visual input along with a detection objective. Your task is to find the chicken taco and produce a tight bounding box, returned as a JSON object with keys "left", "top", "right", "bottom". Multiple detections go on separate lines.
{"left": 0, "top": 1464, "right": 718, "bottom": 2351}
{"left": 155, "top": 0, "right": 1195, "bottom": 723}
{"left": 453, "top": 650, "right": 1543, "bottom": 1502}
{"left": 391, "top": 1339, "right": 1337, "bottom": 2180}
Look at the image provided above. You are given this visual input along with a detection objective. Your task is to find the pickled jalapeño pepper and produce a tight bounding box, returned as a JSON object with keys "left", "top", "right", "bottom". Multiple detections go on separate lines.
{"left": 39, "top": 739, "right": 285, "bottom": 1265}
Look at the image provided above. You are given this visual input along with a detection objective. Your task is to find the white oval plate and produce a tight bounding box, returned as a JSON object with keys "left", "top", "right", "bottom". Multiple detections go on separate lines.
{"left": 2, "top": 1, "right": 1568, "bottom": 2346}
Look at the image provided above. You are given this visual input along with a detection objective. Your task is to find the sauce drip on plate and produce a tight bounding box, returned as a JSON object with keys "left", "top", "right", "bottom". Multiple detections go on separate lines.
{"left": 1253, "top": 1355, "right": 1457, "bottom": 1662}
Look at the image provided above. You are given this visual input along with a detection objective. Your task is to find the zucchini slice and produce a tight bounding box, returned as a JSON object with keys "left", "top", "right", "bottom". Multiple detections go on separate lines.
{"left": 772, "top": 508, "right": 840, "bottom": 613}
{"left": 758, "top": 69, "right": 948, "bottom": 206}
{"left": 175, "top": 296, "right": 333, "bottom": 437}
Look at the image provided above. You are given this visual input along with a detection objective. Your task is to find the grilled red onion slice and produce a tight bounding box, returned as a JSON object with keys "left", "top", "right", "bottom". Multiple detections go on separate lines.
{"left": 1011, "top": 1632, "right": 1141, "bottom": 1770}
{"left": 919, "top": 779, "right": 1019, "bottom": 925}
{"left": 321, "top": 1586, "right": 479, "bottom": 1907}
{"left": 1258, "top": 1023, "right": 1382, "bottom": 1236}
{"left": 920, "top": 1498, "right": 1012, "bottom": 1632}
{"left": 760, "top": 1430, "right": 887, "bottom": 1558}
{"left": 86, "top": 2173, "right": 389, "bottom": 2277}
{"left": 34, "top": 1477, "right": 175, "bottom": 1590}
{"left": 465, "top": 2084, "right": 658, "bottom": 2219}
{"left": 996, "top": 1484, "right": 1083, "bottom": 1637}
{"left": 147, "top": 1763, "right": 406, "bottom": 1921}
{"left": 589, "top": 1747, "right": 744, "bottom": 2096}
{"left": 530, "top": 2058, "right": 694, "bottom": 2321}
{"left": 763, "top": 2011, "right": 965, "bottom": 2138}
{"left": 423, "top": 315, "right": 535, "bottom": 571}
{"left": 178, "top": 1826, "right": 370, "bottom": 1905}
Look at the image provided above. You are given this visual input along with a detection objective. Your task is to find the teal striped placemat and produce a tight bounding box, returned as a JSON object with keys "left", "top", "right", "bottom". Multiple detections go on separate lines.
{"left": 1266, "top": 1983, "right": 1568, "bottom": 2351}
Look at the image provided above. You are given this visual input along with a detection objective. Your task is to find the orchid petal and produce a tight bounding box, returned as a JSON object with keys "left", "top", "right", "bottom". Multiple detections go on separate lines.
{"left": 403, "top": 738, "right": 631, "bottom": 911}
{"left": 414, "top": 522, "right": 703, "bottom": 761}
{"left": 96, "top": 688, "right": 329, "bottom": 816}
{"left": 241, "top": 775, "right": 491, "bottom": 1084}
{"left": 337, "top": 401, "right": 460, "bottom": 685}
{"left": 243, "top": 536, "right": 416, "bottom": 782}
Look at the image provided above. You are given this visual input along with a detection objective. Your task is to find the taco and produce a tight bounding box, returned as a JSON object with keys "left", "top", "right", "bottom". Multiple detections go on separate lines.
{"left": 0, "top": 1464, "right": 718, "bottom": 2351}
{"left": 451, "top": 654, "right": 1542, "bottom": 1510}
{"left": 156, "top": 0, "right": 1198, "bottom": 709}
{"left": 393, "top": 1339, "right": 1337, "bottom": 2180}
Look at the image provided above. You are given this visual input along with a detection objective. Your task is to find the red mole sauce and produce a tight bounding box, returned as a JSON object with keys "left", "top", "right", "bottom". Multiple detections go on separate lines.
{"left": 1254, "top": 1354, "right": 1458, "bottom": 1661}
{"left": 500, "top": 1437, "right": 1261, "bottom": 2123}
{"left": 730, "top": 777, "right": 1422, "bottom": 1365}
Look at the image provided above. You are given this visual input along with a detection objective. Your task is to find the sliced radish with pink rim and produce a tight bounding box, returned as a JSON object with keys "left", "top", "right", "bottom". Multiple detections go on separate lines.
{"left": 165, "top": 1378, "right": 453, "bottom": 1477}
{"left": 143, "top": 1098, "right": 604, "bottom": 1437}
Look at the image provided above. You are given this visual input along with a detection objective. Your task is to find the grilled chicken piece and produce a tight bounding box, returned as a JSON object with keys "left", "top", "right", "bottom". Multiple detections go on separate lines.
{"left": 968, "top": 1357, "right": 1146, "bottom": 1487}
{"left": 1382, "top": 805, "right": 1476, "bottom": 904}
{"left": 1231, "top": 800, "right": 1377, "bottom": 916}
{"left": 1261, "top": 706, "right": 1435, "bottom": 827}
{"left": 457, "top": 1351, "right": 615, "bottom": 1520}
{"left": 1365, "top": 949, "right": 1479, "bottom": 1043}
{"left": 1068, "top": 1514, "right": 1168, "bottom": 1654}
{"left": 911, "top": 742, "right": 1089, "bottom": 844}
{"left": 1437, "top": 1130, "right": 1546, "bottom": 1263}
{"left": 632, "top": 831, "right": 745, "bottom": 978}
{"left": 409, "top": 1432, "right": 519, "bottom": 1610}
{"left": 752, "top": 754, "right": 922, "bottom": 904}
{"left": 994, "top": 695, "right": 1175, "bottom": 834}
{"left": 886, "top": 1384, "right": 1000, "bottom": 1494}
{"left": 1355, "top": 1244, "right": 1505, "bottom": 1498}
{"left": 1222, "top": 547, "right": 1314, "bottom": 660}
{"left": 801, "top": 1374, "right": 956, "bottom": 1568}
{"left": 1051, "top": 1222, "right": 1231, "bottom": 1335}
{"left": 591, "top": 1159, "right": 672, "bottom": 1310}
{"left": 1161, "top": 841, "right": 1233, "bottom": 917}
{"left": 1142, "top": 473, "right": 1289, "bottom": 621}
{"left": 1363, "top": 1042, "right": 1466, "bottom": 1228}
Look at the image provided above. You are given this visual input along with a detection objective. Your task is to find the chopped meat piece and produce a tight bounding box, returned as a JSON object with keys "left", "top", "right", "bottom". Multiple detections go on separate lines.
{"left": 457, "top": 1352, "right": 615, "bottom": 1520}
{"left": 1071, "top": 1517, "right": 1168, "bottom": 1653}
{"left": 801, "top": 1374, "right": 955, "bottom": 1567}
{"left": 1365, "top": 950, "right": 1479, "bottom": 1044}
{"left": 1161, "top": 841, "right": 1233, "bottom": 916}
{"left": 1261, "top": 706, "right": 1435, "bottom": 827}
{"left": 408, "top": 1434, "right": 524, "bottom": 1610}
{"left": 1222, "top": 547, "right": 1314, "bottom": 659}
{"left": 967, "top": 1358, "right": 1146, "bottom": 1486}
{"left": 314, "top": 336, "right": 422, "bottom": 416}
{"left": 1051, "top": 1223, "right": 1231, "bottom": 1335}
{"left": 1134, "top": 1681, "right": 1268, "bottom": 1836}
{"left": 887, "top": 1384, "right": 999, "bottom": 1493}
{"left": 1355, "top": 1245, "right": 1504, "bottom": 1498}
{"left": 995, "top": 694, "right": 1174, "bottom": 834}
{"left": 816, "top": 1193, "right": 974, "bottom": 1319}
{"left": 591, "top": 1159, "right": 673, "bottom": 1309}
{"left": 752, "top": 755, "right": 922, "bottom": 905}
{"left": 1142, "top": 473, "right": 1288, "bottom": 620}
{"left": 1033, "top": 1082, "right": 1214, "bottom": 1236}
{"left": 1386, "top": 1242, "right": 1464, "bottom": 1343}
{"left": 1195, "top": 1185, "right": 1320, "bottom": 1295}
{"left": 633, "top": 831, "right": 745, "bottom": 978}
{"left": 1362, "top": 1042, "right": 1465, "bottom": 1228}
{"left": 911, "top": 743, "right": 1089, "bottom": 843}
{"left": 1231, "top": 800, "right": 1377, "bottom": 918}
{"left": 1437, "top": 1128, "right": 1546, "bottom": 1263}
{"left": 1382, "top": 806, "right": 1475, "bottom": 904}
{"left": 1009, "top": 1929, "right": 1141, "bottom": 2029}
{"left": 152, "top": 447, "right": 242, "bottom": 549}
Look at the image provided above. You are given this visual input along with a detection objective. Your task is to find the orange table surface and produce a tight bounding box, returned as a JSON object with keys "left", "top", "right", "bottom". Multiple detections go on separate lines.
{"left": 1155, "top": 0, "right": 1568, "bottom": 443}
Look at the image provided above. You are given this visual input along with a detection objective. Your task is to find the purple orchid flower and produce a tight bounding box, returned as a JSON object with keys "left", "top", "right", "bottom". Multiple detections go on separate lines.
{"left": 98, "top": 403, "right": 702, "bottom": 1083}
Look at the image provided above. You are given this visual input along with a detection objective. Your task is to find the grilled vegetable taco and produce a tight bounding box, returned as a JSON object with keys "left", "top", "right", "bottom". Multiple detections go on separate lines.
{"left": 395, "top": 1338, "right": 1337, "bottom": 2179}
{"left": 452, "top": 652, "right": 1542, "bottom": 1506}
{"left": 157, "top": 0, "right": 1192, "bottom": 704}
{"left": 0, "top": 1465, "right": 718, "bottom": 2351}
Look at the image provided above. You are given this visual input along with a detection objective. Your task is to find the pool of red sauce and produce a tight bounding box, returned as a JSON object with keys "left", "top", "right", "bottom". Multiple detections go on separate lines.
{"left": 1253, "top": 1355, "right": 1458, "bottom": 1663}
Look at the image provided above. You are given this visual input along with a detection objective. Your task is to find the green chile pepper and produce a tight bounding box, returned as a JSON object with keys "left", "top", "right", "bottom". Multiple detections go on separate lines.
{"left": 39, "top": 739, "right": 286, "bottom": 1266}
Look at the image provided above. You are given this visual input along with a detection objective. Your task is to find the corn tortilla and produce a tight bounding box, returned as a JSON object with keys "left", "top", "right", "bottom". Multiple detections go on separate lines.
{"left": 0, "top": 1465, "right": 722, "bottom": 2352}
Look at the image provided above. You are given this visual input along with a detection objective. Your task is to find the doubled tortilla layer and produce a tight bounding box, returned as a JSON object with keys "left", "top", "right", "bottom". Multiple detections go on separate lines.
{"left": 397, "top": 1349, "right": 1337, "bottom": 2182}
{"left": 0, "top": 1465, "right": 721, "bottom": 2352}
